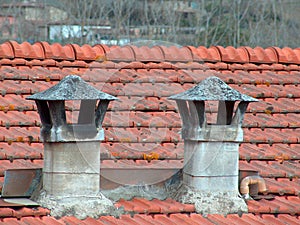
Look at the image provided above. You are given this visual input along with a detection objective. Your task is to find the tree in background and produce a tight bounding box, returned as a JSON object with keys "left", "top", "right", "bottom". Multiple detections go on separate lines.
{"left": 0, "top": 0, "right": 299, "bottom": 48}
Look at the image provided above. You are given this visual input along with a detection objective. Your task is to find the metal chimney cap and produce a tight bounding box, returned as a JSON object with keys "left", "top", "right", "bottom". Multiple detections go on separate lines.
{"left": 168, "top": 76, "right": 258, "bottom": 102}
{"left": 26, "top": 75, "right": 118, "bottom": 101}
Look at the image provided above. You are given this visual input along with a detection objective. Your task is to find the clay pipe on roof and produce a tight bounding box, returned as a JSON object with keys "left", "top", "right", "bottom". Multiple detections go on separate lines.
{"left": 240, "top": 175, "right": 267, "bottom": 200}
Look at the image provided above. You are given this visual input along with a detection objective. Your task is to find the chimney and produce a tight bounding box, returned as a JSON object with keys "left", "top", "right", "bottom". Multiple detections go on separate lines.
{"left": 169, "top": 76, "right": 258, "bottom": 215}
{"left": 26, "top": 75, "right": 117, "bottom": 219}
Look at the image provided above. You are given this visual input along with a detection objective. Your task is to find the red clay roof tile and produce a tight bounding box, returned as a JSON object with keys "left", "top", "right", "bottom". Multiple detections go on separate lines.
{"left": 98, "top": 215, "right": 120, "bottom": 224}
{"left": 0, "top": 208, "right": 14, "bottom": 217}
{"left": 60, "top": 216, "right": 83, "bottom": 225}
{"left": 187, "top": 46, "right": 221, "bottom": 62}
{"left": 270, "top": 47, "right": 300, "bottom": 64}
{"left": 243, "top": 47, "right": 277, "bottom": 64}
{"left": 214, "top": 46, "right": 249, "bottom": 63}
{"left": 70, "top": 44, "right": 97, "bottom": 61}
{"left": 92, "top": 44, "right": 109, "bottom": 57}
{"left": 7, "top": 41, "right": 45, "bottom": 59}
{"left": 130, "top": 46, "right": 164, "bottom": 62}
{"left": 0, "top": 42, "right": 15, "bottom": 59}
{"left": 106, "top": 46, "right": 135, "bottom": 62}
{"left": 0, "top": 41, "right": 299, "bottom": 223}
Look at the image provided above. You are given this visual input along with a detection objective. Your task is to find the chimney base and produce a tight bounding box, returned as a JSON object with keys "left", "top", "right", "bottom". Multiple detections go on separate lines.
{"left": 174, "top": 184, "right": 248, "bottom": 216}
{"left": 33, "top": 190, "right": 114, "bottom": 219}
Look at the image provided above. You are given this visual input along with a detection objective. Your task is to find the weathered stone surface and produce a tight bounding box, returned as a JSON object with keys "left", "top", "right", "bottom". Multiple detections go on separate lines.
{"left": 41, "top": 124, "right": 105, "bottom": 142}
{"left": 181, "top": 125, "right": 243, "bottom": 141}
{"left": 183, "top": 174, "right": 239, "bottom": 192}
{"left": 169, "top": 76, "right": 258, "bottom": 102}
{"left": 34, "top": 190, "right": 115, "bottom": 219}
{"left": 183, "top": 141, "right": 239, "bottom": 178}
{"left": 173, "top": 184, "right": 248, "bottom": 216}
{"left": 26, "top": 75, "right": 117, "bottom": 101}
{"left": 43, "top": 141, "right": 100, "bottom": 196}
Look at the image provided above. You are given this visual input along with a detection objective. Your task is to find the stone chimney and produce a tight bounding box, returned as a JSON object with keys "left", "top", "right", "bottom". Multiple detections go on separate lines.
{"left": 26, "top": 75, "right": 117, "bottom": 219}
{"left": 169, "top": 76, "right": 258, "bottom": 215}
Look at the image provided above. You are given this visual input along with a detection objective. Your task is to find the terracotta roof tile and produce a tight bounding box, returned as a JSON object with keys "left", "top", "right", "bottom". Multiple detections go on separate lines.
{"left": 82, "top": 217, "right": 108, "bottom": 225}
{"left": 277, "top": 215, "right": 300, "bottom": 225}
{"left": 20, "top": 217, "right": 52, "bottom": 225}
{"left": 118, "top": 214, "right": 142, "bottom": 225}
{"left": 130, "top": 46, "right": 164, "bottom": 62}
{"left": 70, "top": 44, "right": 97, "bottom": 61}
{"left": 0, "top": 42, "right": 15, "bottom": 59}
{"left": 0, "top": 159, "right": 43, "bottom": 177}
{"left": 0, "top": 213, "right": 299, "bottom": 224}
{"left": 240, "top": 143, "right": 300, "bottom": 161}
{"left": 98, "top": 215, "right": 120, "bottom": 224}
{"left": 162, "top": 46, "right": 194, "bottom": 62}
{"left": 248, "top": 196, "right": 300, "bottom": 215}
{"left": 266, "top": 178, "right": 300, "bottom": 196}
{"left": 0, "top": 95, "right": 35, "bottom": 112}
{"left": 0, "top": 207, "right": 49, "bottom": 221}
{"left": 93, "top": 44, "right": 109, "bottom": 57}
{"left": 0, "top": 142, "right": 43, "bottom": 160}
{"left": 0, "top": 41, "right": 299, "bottom": 223}
{"left": 60, "top": 216, "right": 84, "bottom": 225}
{"left": 0, "top": 208, "right": 14, "bottom": 217}
{"left": 5, "top": 41, "right": 45, "bottom": 59}
{"left": 120, "top": 214, "right": 158, "bottom": 225}
{"left": 261, "top": 214, "right": 295, "bottom": 225}
{"left": 106, "top": 46, "right": 135, "bottom": 62}
{"left": 243, "top": 47, "right": 278, "bottom": 64}
{"left": 206, "top": 214, "right": 238, "bottom": 225}
{"left": 101, "top": 142, "right": 181, "bottom": 160}
{"left": 214, "top": 46, "right": 249, "bottom": 63}
{"left": 0, "top": 111, "right": 39, "bottom": 128}
{"left": 187, "top": 46, "right": 221, "bottom": 62}
{"left": 38, "top": 42, "right": 75, "bottom": 60}
{"left": 240, "top": 160, "right": 300, "bottom": 179}
{"left": 270, "top": 47, "right": 300, "bottom": 64}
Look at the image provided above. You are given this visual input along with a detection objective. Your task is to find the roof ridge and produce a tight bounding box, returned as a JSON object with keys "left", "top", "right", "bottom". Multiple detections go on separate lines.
{"left": 0, "top": 41, "right": 300, "bottom": 65}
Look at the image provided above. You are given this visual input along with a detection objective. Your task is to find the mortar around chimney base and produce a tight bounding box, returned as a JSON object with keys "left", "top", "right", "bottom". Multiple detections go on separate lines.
{"left": 174, "top": 184, "right": 248, "bottom": 216}
{"left": 34, "top": 190, "right": 115, "bottom": 219}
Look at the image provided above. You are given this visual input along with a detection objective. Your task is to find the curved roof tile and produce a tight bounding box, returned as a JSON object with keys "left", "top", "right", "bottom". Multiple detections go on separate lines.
{"left": 92, "top": 44, "right": 109, "bottom": 60}
{"left": 8, "top": 40, "right": 25, "bottom": 58}
{"left": 0, "top": 42, "right": 14, "bottom": 59}
{"left": 244, "top": 46, "right": 278, "bottom": 64}
{"left": 38, "top": 42, "right": 75, "bottom": 60}
{"left": 157, "top": 46, "right": 193, "bottom": 62}
{"left": 0, "top": 41, "right": 300, "bottom": 66}
{"left": 31, "top": 42, "right": 46, "bottom": 59}
{"left": 187, "top": 46, "right": 221, "bottom": 62}
{"left": 70, "top": 43, "right": 96, "bottom": 61}
{"left": 9, "top": 41, "right": 45, "bottom": 59}
{"left": 214, "top": 46, "right": 249, "bottom": 63}
{"left": 270, "top": 47, "right": 300, "bottom": 64}
{"left": 106, "top": 46, "right": 135, "bottom": 62}
{"left": 130, "top": 45, "right": 164, "bottom": 62}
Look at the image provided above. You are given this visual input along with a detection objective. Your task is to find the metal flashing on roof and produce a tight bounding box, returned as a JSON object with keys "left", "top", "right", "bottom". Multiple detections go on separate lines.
{"left": 0, "top": 198, "right": 39, "bottom": 207}
{"left": 26, "top": 75, "right": 118, "bottom": 101}
{"left": 168, "top": 76, "right": 258, "bottom": 102}
{"left": 2, "top": 168, "right": 42, "bottom": 198}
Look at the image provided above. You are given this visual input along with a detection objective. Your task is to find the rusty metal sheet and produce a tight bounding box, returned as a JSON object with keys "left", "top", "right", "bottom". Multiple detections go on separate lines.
{"left": 2, "top": 168, "right": 42, "bottom": 197}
